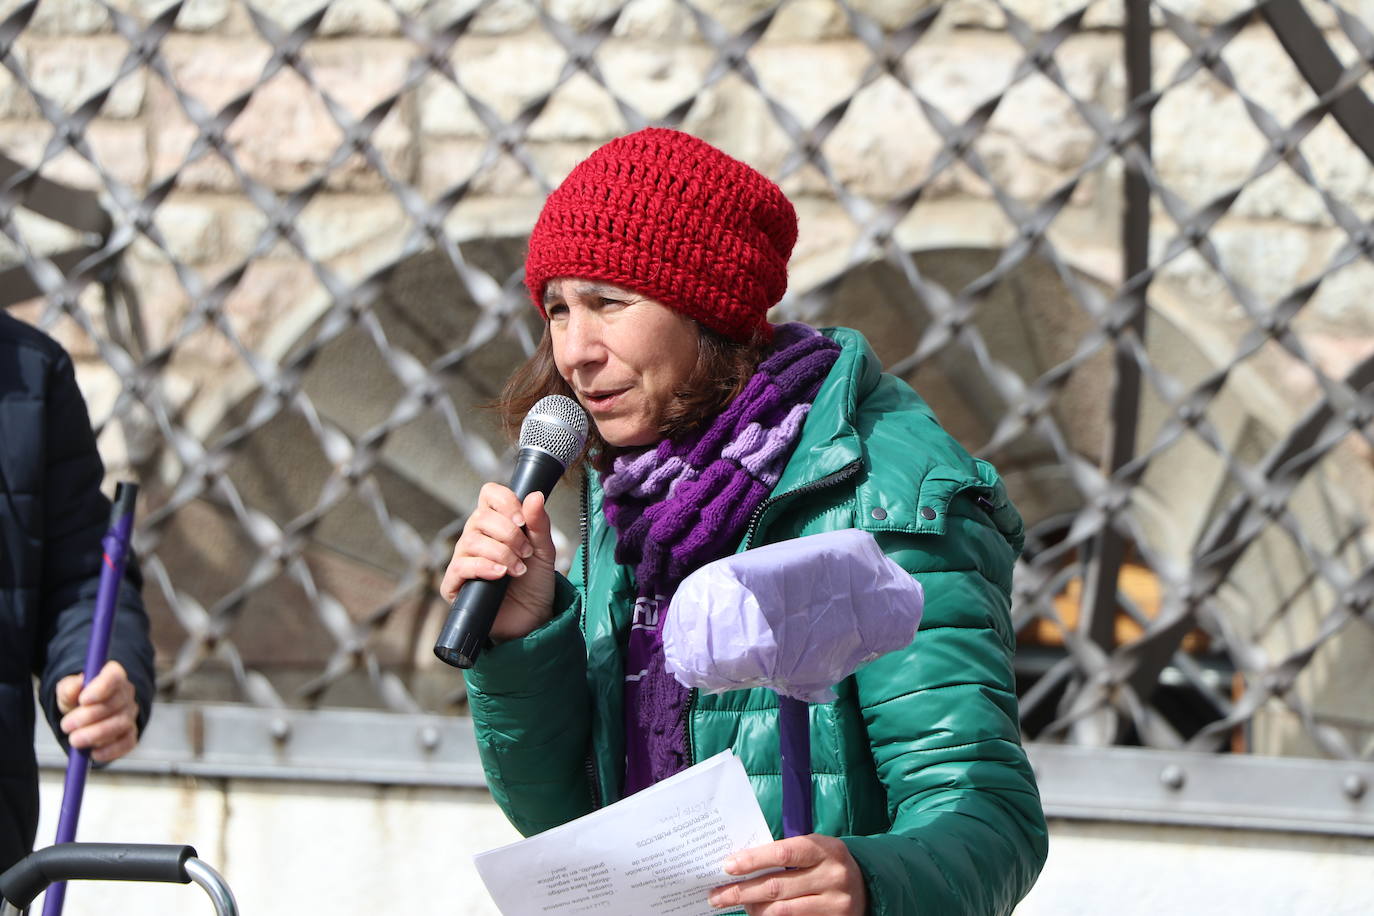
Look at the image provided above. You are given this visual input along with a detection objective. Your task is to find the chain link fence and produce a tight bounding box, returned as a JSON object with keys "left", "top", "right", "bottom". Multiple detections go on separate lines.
{"left": 6, "top": 0, "right": 1373, "bottom": 827}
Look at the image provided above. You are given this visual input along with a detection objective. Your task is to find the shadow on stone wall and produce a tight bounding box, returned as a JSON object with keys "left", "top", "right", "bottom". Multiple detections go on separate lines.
{"left": 141, "top": 241, "right": 1374, "bottom": 757}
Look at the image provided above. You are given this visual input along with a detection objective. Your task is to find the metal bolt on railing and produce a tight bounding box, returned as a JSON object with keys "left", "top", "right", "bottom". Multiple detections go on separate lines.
{"left": 269, "top": 717, "right": 292, "bottom": 743}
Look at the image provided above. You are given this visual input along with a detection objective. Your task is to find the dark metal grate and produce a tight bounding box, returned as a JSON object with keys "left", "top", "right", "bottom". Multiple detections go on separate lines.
{"left": 4, "top": 0, "right": 1372, "bottom": 770}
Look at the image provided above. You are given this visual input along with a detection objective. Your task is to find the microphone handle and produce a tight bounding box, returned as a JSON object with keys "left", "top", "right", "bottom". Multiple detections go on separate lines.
{"left": 434, "top": 448, "right": 567, "bottom": 669}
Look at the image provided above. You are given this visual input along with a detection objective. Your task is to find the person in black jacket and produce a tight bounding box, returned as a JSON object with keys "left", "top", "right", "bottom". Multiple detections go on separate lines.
{"left": 0, "top": 311, "right": 156, "bottom": 874}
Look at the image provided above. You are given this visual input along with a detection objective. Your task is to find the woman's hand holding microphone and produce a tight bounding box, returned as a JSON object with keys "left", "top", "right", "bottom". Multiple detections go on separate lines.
{"left": 440, "top": 483, "right": 559, "bottom": 645}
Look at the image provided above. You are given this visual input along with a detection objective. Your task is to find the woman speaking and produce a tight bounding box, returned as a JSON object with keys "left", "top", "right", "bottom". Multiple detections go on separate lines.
{"left": 441, "top": 128, "right": 1047, "bottom": 916}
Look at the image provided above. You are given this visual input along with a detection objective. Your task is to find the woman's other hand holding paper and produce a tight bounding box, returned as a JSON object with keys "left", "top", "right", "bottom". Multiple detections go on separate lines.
{"left": 709, "top": 834, "right": 868, "bottom": 915}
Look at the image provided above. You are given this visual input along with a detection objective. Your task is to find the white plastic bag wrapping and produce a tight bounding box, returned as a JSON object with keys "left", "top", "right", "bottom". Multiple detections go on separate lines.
{"left": 663, "top": 528, "right": 924, "bottom": 702}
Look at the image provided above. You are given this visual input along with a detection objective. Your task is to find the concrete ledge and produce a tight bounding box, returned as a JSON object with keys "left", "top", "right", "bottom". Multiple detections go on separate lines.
{"left": 37, "top": 704, "right": 1374, "bottom": 836}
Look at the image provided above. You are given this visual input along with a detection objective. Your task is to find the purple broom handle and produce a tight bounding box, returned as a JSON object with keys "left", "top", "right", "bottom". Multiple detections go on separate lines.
{"left": 778, "top": 695, "right": 813, "bottom": 838}
{"left": 42, "top": 483, "right": 139, "bottom": 916}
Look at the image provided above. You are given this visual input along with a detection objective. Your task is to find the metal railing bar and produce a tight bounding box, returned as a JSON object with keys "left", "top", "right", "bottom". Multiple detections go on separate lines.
{"left": 1260, "top": 0, "right": 1374, "bottom": 165}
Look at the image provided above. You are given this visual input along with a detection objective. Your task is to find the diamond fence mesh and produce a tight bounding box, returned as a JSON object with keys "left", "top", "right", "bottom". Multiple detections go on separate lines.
{"left": 4, "top": 0, "right": 1373, "bottom": 767}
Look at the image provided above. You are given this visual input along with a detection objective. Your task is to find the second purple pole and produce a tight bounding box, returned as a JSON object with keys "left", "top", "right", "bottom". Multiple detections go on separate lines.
{"left": 778, "top": 695, "right": 813, "bottom": 838}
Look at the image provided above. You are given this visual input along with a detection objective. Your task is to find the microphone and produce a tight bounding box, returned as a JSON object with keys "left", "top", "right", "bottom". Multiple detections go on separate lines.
{"left": 433, "top": 394, "right": 589, "bottom": 669}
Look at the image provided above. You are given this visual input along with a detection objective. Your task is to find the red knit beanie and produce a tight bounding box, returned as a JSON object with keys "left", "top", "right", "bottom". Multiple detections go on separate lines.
{"left": 524, "top": 128, "right": 797, "bottom": 343}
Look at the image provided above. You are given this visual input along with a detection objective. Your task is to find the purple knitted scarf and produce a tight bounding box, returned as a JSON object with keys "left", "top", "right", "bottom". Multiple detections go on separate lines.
{"left": 601, "top": 323, "right": 841, "bottom": 795}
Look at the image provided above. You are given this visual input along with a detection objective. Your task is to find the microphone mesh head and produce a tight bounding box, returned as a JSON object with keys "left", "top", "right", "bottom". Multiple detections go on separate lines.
{"left": 519, "top": 395, "right": 589, "bottom": 469}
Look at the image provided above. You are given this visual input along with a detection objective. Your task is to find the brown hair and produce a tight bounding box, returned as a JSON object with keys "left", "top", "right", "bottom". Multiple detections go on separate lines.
{"left": 496, "top": 322, "right": 769, "bottom": 473}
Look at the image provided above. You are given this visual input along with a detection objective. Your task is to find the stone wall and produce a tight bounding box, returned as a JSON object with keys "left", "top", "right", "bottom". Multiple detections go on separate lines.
{"left": 4, "top": 0, "right": 1372, "bottom": 423}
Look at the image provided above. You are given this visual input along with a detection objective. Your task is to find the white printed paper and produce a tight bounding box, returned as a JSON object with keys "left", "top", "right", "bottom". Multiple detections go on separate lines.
{"left": 474, "top": 750, "right": 775, "bottom": 916}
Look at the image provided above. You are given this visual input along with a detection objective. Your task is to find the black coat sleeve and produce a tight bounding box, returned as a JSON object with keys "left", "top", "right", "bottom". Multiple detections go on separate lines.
{"left": 33, "top": 349, "right": 154, "bottom": 747}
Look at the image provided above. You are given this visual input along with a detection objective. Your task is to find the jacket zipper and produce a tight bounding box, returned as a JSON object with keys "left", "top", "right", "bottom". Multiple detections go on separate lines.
{"left": 684, "top": 457, "right": 866, "bottom": 767}
{"left": 742, "top": 459, "right": 865, "bottom": 550}
{"left": 579, "top": 474, "right": 604, "bottom": 811}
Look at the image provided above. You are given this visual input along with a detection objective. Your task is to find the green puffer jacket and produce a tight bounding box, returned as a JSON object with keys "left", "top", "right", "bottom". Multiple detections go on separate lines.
{"left": 464, "top": 327, "right": 1048, "bottom": 915}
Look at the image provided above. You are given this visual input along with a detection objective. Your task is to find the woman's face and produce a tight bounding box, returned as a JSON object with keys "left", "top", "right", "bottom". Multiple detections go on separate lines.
{"left": 545, "top": 277, "right": 701, "bottom": 448}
